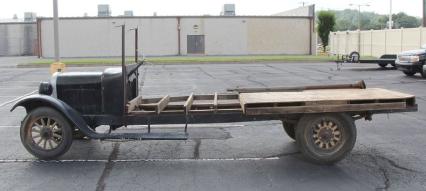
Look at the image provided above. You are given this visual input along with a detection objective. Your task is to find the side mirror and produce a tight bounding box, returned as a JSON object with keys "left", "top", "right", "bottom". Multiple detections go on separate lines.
{"left": 421, "top": 44, "right": 426, "bottom": 49}
{"left": 423, "top": 65, "right": 426, "bottom": 74}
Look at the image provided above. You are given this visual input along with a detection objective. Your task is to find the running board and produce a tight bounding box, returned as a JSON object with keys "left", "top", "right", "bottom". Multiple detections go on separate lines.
{"left": 100, "top": 132, "right": 189, "bottom": 140}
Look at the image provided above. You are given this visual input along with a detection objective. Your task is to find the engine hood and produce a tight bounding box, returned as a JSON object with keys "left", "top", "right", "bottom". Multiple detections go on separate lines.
{"left": 398, "top": 49, "right": 426, "bottom": 56}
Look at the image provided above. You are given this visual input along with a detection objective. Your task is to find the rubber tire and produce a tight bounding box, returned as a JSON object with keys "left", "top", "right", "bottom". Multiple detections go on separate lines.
{"left": 20, "top": 107, "right": 73, "bottom": 160}
{"left": 403, "top": 71, "right": 416, "bottom": 76}
{"left": 349, "top": 51, "right": 360, "bottom": 63}
{"left": 281, "top": 121, "right": 296, "bottom": 141}
{"left": 421, "top": 67, "right": 426, "bottom": 78}
{"left": 295, "top": 113, "right": 356, "bottom": 165}
{"left": 378, "top": 63, "right": 388, "bottom": 68}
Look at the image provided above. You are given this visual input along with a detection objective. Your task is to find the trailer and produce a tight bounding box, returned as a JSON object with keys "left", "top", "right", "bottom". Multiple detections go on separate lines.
{"left": 336, "top": 51, "right": 397, "bottom": 68}
{"left": 11, "top": 26, "right": 418, "bottom": 165}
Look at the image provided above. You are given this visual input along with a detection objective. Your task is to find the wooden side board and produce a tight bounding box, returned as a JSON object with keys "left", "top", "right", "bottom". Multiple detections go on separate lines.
{"left": 129, "top": 93, "right": 242, "bottom": 115}
{"left": 245, "top": 102, "right": 407, "bottom": 115}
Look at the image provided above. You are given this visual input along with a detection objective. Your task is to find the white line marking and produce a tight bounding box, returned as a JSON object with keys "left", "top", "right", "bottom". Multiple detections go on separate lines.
{"left": 0, "top": 90, "right": 37, "bottom": 108}
{"left": 0, "top": 157, "right": 280, "bottom": 163}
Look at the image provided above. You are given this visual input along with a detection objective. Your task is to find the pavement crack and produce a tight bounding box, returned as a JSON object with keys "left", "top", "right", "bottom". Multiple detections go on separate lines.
{"left": 376, "top": 167, "right": 391, "bottom": 191}
{"left": 265, "top": 151, "right": 300, "bottom": 158}
{"left": 246, "top": 75, "right": 267, "bottom": 87}
{"left": 351, "top": 152, "right": 419, "bottom": 191}
{"left": 193, "top": 138, "right": 201, "bottom": 159}
{"left": 198, "top": 67, "right": 216, "bottom": 79}
{"left": 376, "top": 155, "right": 418, "bottom": 173}
{"left": 95, "top": 142, "right": 120, "bottom": 191}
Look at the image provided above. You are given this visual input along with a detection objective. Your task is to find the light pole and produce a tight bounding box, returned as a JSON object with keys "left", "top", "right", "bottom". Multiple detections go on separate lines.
{"left": 50, "top": 0, "right": 65, "bottom": 74}
{"left": 349, "top": 3, "right": 370, "bottom": 30}
{"left": 349, "top": 3, "right": 370, "bottom": 54}
{"left": 389, "top": 0, "right": 392, "bottom": 29}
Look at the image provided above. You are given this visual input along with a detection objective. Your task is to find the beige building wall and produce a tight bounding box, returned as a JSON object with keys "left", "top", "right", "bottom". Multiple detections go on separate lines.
{"left": 246, "top": 18, "right": 311, "bottom": 54}
{"left": 0, "top": 22, "right": 36, "bottom": 56}
{"left": 41, "top": 17, "right": 178, "bottom": 57}
{"left": 40, "top": 16, "right": 314, "bottom": 58}
{"left": 329, "top": 27, "right": 426, "bottom": 57}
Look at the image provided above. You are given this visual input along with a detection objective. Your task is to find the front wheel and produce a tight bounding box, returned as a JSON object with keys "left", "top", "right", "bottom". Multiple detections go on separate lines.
{"left": 403, "top": 71, "right": 416, "bottom": 76}
{"left": 295, "top": 113, "right": 356, "bottom": 165}
{"left": 20, "top": 107, "right": 73, "bottom": 159}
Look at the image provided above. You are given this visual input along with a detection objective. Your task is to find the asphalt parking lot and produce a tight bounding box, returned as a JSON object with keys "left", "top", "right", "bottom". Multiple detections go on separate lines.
{"left": 0, "top": 57, "right": 425, "bottom": 191}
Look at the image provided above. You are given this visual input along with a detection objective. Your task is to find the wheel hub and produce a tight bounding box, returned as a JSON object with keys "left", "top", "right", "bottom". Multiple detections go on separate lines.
{"left": 312, "top": 120, "right": 342, "bottom": 150}
{"left": 31, "top": 117, "right": 63, "bottom": 150}
{"left": 318, "top": 128, "right": 333, "bottom": 142}
{"left": 40, "top": 128, "right": 53, "bottom": 139}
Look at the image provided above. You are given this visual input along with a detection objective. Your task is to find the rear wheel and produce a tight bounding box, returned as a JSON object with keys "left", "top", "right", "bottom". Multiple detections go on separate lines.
{"left": 403, "top": 71, "right": 416, "bottom": 76}
{"left": 295, "top": 113, "right": 356, "bottom": 165}
{"left": 378, "top": 62, "right": 388, "bottom": 68}
{"left": 20, "top": 107, "right": 73, "bottom": 159}
{"left": 281, "top": 120, "right": 295, "bottom": 141}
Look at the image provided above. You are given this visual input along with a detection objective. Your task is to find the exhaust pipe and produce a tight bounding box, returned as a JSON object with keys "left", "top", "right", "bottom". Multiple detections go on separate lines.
{"left": 227, "top": 80, "right": 366, "bottom": 93}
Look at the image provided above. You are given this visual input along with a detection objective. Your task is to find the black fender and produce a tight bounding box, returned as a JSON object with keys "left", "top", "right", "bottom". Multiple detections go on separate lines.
{"left": 10, "top": 94, "right": 102, "bottom": 139}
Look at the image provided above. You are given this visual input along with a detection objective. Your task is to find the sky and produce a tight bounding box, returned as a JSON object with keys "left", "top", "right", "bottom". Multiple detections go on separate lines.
{"left": 0, "top": 0, "right": 423, "bottom": 19}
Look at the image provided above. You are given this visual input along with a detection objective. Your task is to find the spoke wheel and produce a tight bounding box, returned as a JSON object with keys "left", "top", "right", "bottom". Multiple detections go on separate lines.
{"left": 295, "top": 113, "right": 356, "bottom": 165}
{"left": 31, "top": 117, "right": 63, "bottom": 150}
{"left": 21, "top": 107, "right": 73, "bottom": 159}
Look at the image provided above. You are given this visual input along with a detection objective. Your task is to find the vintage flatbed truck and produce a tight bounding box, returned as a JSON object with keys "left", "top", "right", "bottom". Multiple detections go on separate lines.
{"left": 10, "top": 26, "right": 418, "bottom": 164}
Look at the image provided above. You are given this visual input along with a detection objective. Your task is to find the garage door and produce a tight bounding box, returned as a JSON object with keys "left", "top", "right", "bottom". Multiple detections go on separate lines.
{"left": 187, "top": 35, "right": 205, "bottom": 54}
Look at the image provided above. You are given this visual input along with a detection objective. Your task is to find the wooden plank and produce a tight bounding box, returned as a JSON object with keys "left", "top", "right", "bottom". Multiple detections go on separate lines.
{"left": 156, "top": 95, "right": 170, "bottom": 114}
{"left": 141, "top": 97, "right": 162, "bottom": 104}
{"left": 184, "top": 93, "right": 194, "bottom": 115}
{"left": 213, "top": 92, "right": 218, "bottom": 113}
{"left": 126, "top": 96, "right": 142, "bottom": 113}
{"left": 129, "top": 110, "right": 156, "bottom": 115}
{"left": 239, "top": 88, "right": 415, "bottom": 106}
{"left": 244, "top": 102, "right": 407, "bottom": 115}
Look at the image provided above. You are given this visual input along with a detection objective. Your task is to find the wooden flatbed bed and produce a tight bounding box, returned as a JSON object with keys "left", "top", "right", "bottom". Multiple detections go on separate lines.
{"left": 127, "top": 88, "right": 416, "bottom": 116}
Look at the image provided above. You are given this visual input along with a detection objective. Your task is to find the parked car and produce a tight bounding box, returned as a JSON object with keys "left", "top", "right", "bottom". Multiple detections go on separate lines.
{"left": 395, "top": 45, "right": 426, "bottom": 78}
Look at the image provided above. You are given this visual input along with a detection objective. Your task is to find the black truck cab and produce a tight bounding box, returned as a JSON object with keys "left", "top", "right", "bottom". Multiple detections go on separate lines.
{"left": 38, "top": 64, "right": 141, "bottom": 128}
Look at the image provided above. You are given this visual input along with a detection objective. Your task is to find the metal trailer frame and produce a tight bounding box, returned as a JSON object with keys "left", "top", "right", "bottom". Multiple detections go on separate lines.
{"left": 336, "top": 51, "right": 397, "bottom": 68}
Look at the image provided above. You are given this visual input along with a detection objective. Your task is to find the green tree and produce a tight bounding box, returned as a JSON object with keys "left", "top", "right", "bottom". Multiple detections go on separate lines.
{"left": 317, "top": 11, "right": 336, "bottom": 51}
{"left": 329, "top": 10, "right": 420, "bottom": 31}
{"left": 393, "top": 12, "right": 420, "bottom": 28}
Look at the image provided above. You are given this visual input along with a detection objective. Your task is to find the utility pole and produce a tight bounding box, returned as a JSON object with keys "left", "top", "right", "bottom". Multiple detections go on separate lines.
{"left": 299, "top": 1, "right": 309, "bottom": 7}
{"left": 349, "top": 3, "right": 370, "bottom": 54}
{"left": 389, "top": 0, "right": 393, "bottom": 29}
{"left": 423, "top": 0, "right": 426, "bottom": 27}
{"left": 50, "top": 0, "right": 65, "bottom": 74}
